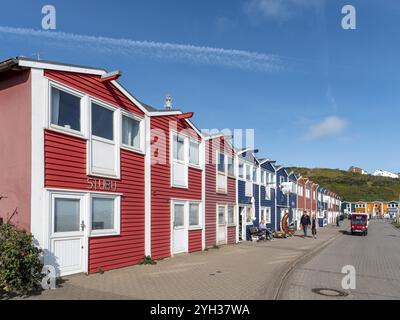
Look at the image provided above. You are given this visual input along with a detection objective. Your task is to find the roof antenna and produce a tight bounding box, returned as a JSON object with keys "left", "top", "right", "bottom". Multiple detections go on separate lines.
{"left": 32, "top": 52, "right": 42, "bottom": 60}
{"left": 165, "top": 94, "right": 172, "bottom": 111}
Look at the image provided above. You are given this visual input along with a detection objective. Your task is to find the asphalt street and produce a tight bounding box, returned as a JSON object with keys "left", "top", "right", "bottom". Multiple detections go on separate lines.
{"left": 280, "top": 220, "right": 400, "bottom": 300}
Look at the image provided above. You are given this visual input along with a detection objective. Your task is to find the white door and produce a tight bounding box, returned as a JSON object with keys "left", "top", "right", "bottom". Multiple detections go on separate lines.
{"left": 217, "top": 205, "right": 227, "bottom": 244}
{"left": 49, "top": 194, "right": 85, "bottom": 277}
{"left": 172, "top": 202, "right": 187, "bottom": 254}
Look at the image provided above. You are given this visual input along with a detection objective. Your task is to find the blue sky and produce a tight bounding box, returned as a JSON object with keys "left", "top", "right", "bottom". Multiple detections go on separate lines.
{"left": 1, "top": 0, "right": 399, "bottom": 172}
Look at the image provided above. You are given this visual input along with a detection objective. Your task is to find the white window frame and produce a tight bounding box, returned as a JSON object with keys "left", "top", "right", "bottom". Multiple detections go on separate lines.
{"left": 216, "top": 151, "right": 228, "bottom": 193}
{"left": 260, "top": 207, "right": 271, "bottom": 224}
{"left": 246, "top": 164, "right": 253, "bottom": 182}
{"left": 253, "top": 166, "right": 258, "bottom": 184}
{"left": 261, "top": 169, "right": 266, "bottom": 185}
{"left": 189, "top": 139, "right": 201, "bottom": 167}
{"left": 227, "top": 155, "right": 235, "bottom": 177}
{"left": 46, "top": 80, "right": 147, "bottom": 181}
{"left": 188, "top": 201, "right": 202, "bottom": 230}
{"left": 266, "top": 172, "right": 276, "bottom": 188}
{"left": 271, "top": 173, "right": 276, "bottom": 188}
{"left": 88, "top": 97, "right": 121, "bottom": 179}
{"left": 265, "top": 185, "right": 271, "bottom": 200}
{"left": 170, "top": 131, "right": 189, "bottom": 188}
{"left": 238, "top": 161, "right": 245, "bottom": 181}
{"left": 50, "top": 192, "right": 85, "bottom": 237}
{"left": 227, "top": 205, "right": 236, "bottom": 226}
{"left": 89, "top": 193, "right": 121, "bottom": 237}
{"left": 48, "top": 81, "right": 86, "bottom": 138}
{"left": 120, "top": 110, "right": 145, "bottom": 154}
{"left": 245, "top": 206, "right": 255, "bottom": 225}
{"left": 217, "top": 204, "right": 227, "bottom": 226}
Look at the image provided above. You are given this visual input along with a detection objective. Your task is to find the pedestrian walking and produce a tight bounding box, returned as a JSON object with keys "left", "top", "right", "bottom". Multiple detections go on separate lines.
{"left": 300, "top": 212, "right": 311, "bottom": 238}
{"left": 311, "top": 213, "right": 317, "bottom": 239}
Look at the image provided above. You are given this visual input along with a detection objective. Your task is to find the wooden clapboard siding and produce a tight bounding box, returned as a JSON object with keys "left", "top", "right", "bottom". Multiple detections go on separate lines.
{"left": 188, "top": 229, "right": 202, "bottom": 253}
{"left": 43, "top": 68, "right": 146, "bottom": 274}
{"left": 44, "top": 129, "right": 145, "bottom": 273}
{"left": 204, "top": 136, "right": 236, "bottom": 248}
{"left": 44, "top": 70, "right": 144, "bottom": 117}
{"left": 150, "top": 116, "right": 202, "bottom": 259}
{"left": 227, "top": 226, "right": 236, "bottom": 244}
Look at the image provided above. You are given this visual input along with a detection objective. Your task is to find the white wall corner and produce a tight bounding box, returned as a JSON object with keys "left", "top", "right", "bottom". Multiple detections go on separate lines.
{"left": 30, "top": 68, "right": 46, "bottom": 248}
{"left": 144, "top": 116, "right": 152, "bottom": 257}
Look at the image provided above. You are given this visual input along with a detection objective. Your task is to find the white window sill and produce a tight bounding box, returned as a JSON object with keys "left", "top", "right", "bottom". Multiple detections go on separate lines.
{"left": 216, "top": 188, "right": 228, "bottom": 194}
{"left": 189, "top": 164, "right": 202, "bottom": 170}
{"left": 227, "top": 223, "right": 236, "bottom": 227}
{"left": 188, "top": 226, "right": 202, "bottom": 231}
{"left": 121, "top": 144, "right": 145, "bottom": 155}
{"left": 89, "top": 171, "right": 120, "bottom": 180}
{"left": 90, "top": 231, "right": 120, "bottom": 237}
{"left": 171, "top": 184, "right": 189, "bottom": 189}
{"left": 48, "top": 125, "right": 87, "bottom": 140}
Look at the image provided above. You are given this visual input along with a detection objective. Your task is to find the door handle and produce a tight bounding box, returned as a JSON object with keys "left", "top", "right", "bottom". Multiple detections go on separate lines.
{"left": 80, "top": 220, "right": 85, "bottom": 231}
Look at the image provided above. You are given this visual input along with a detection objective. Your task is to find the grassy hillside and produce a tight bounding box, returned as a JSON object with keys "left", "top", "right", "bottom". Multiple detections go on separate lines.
{"left": 289, "top": 167, "right": 400, "bottom": 202}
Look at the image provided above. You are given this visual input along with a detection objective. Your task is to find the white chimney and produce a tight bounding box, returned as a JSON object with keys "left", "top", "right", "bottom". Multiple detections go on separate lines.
{"left": 165, "top": 94, "right": 172, "bottom": 111}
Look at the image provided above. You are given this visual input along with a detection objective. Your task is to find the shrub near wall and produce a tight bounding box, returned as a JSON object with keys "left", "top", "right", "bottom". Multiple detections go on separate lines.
{"left": 0, "top": 223, "right": 44, "bottom": 296}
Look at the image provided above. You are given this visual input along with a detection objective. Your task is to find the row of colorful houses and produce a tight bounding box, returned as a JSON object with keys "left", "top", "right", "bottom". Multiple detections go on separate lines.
{"left": 0, "top": 57, "right": 341, "bottom": 277}
{"left": 342, "top": 201, "right": 399, "bottom": 217}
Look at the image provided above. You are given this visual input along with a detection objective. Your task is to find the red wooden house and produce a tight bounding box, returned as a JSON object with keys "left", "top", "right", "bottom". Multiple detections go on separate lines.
{"left": 304, "top": 179, "right": 312, "bottom": 216}
{"left": 311, "top": 182, "right": 319, "bottom": 218}
{"left": 204, "top": 133, "right": 237, "bottom": 247}
{"left": 148, "top": 107, "right": 204, "bottom": 258}
{"left": 296, "top": 176, "right": 306, "bottom": 229}
{"left": 0, "top": 57, "right": 150, "bottom": 276}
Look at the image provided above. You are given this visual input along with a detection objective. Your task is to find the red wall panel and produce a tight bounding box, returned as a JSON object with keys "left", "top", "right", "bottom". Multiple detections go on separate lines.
{"left": 150, "top": 116, "right": 202, "bottom": 259}
{"left": 0, "top": 70, "right": 31, "bottom": 231}
{"left": 44, "top": 70, "right": 144, "bottom": 117}
{"left": 204, "top": 137, "right": 236, "bottom": 248}
{"left": 188, "top": 229, "right": 202, "bottom": 253}
{"left": 45, "top": 130, "right": 145, "bottom": 273}
{"left": 43, "top": 69, "right": 146, "bottom": 273}
{"left": 227, "top": 226, "right": 236, "bottom": 244}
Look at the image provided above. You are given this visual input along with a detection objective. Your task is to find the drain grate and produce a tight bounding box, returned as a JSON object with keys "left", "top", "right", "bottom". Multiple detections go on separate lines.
{"left": 312, "top": 288, "right": 348, "bottom": 297}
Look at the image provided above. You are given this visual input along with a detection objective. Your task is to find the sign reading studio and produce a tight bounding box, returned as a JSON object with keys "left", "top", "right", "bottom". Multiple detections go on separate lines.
{"left": 88, "top": 178, "right": 117, "bottom": 192}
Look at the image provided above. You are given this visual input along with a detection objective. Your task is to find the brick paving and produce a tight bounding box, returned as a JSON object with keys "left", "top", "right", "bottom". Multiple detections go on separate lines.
{"left": 280, "top": 220, "right": 400, "bottom": 300}
{"left": 18, "top": 225, "right": 342, "bottom": 300}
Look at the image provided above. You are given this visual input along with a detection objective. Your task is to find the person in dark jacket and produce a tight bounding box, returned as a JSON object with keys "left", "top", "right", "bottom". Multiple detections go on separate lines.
{"left": 311, "top": 213, "right": 317, "bottom": 239}
{"left": 300, "top": 212, "right": 311, "bottom": 238}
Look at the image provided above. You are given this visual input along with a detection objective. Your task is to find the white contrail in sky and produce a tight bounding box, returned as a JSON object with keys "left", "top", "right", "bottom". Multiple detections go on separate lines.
{"left": 0, "top": 26, "right": 295, "bottom": 72}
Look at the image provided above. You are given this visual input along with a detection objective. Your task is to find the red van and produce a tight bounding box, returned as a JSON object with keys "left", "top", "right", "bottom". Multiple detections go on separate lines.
{"left": 351, "top": 213, "right": 369, "bottom": 236}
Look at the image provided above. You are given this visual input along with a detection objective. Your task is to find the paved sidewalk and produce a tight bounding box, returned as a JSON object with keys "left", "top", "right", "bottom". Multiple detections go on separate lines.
{"left": 280, "top": 221, "right": 400, "bottom": 300}
{"left": 20, "top": 225, "right": 343, "bottom": 300}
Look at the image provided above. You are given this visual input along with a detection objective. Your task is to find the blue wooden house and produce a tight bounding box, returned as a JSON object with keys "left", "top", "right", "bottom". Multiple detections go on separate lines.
{"left": 274, "top": 165, "right": 290, "bottom": 231}
{"left": 258, "top": 159, "right": 277, "bottom": 231}
{"left": 237, "top": 148, "right": 260, "bottom": 240}
{"left": 341, "top": 201, "right": 355, "bottom": 217}
{"left": 318, "top": 187, "right": 329, "bottom": 227}
{"left": 317, "top": 186, "right": 324, "bottom": 227}
{"left": 288, "top": 171, "right": 299, "bottom": 229}
{"left": 387, "top": 201, "right": 398, "bottom": 218}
